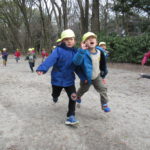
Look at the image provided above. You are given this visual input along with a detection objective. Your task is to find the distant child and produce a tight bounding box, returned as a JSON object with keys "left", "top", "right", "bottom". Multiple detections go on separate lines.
{"left": 32, "top": 48, "right": 36, "bottom": 54}
{"left": 25, "top": 48, "right": 36, "bottom": 72}
{"left": 141, "top": 50, "right": 150, "bottom": 65}
{"left": 14, "top": 48, "right": 21, "bottom": 63}
{"left": 41, "top": 48, "right": 48, "bottom": 62}
{"left": 36, "top": 29, "right": 79, "bottom": 125}
{"left": 97, "top": 42, "right": 109, "bottom": 84}
{"left": 98, "top": 42, "right": 109, "bottom": 58}
{"left": 73, "top": 32, "right": 111, "bottom": 112}
{"left": 1, "top": 48, "right": 8, "bottom": 66}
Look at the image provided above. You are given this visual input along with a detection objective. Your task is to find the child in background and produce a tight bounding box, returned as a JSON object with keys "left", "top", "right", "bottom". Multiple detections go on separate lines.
{"left": 25, "top": 48, "right": 36, "bottom": 72}
{"left": 36, "top": 29, "right": 80, "bottom": 125}
{"left": 73, "top": 32, "right": 111, "bottom": 112}
{"left": 1, "top": 48, "right": 8, "bottom": 66}
{"left": 32, "top": 48, "right": 36, "bottom": 54}
{"left": 97, "top": 42, "right": 109, "bottom": 84}
{"left": 98, "top": 42, "right": 109, "bottom": 58}
{"left": 141, "top": 50, "right": 150, "bottom": 65}
{"left": 41, "top": 48, "right": 48, "bottom": 62}
{"left": 14, "top": 48, "right": 21, "bottom": 63}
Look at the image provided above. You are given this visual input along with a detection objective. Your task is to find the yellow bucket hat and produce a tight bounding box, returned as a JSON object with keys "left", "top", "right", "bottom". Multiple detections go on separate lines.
{"left": 99, "top": 42, "right": 106, "bottom": 46}
{"left": 3, "top": 48, "right": 7, "bottom": 51}
{"left": 28, "top": 48, "right": 32, "bottom": 52}
{"left": 82, "top": 32, "right": 97, "bottom": 42}
{"left": 61, "top": 29, "right": 75, "bottom": 41}
{"left": 56, "top": 38, "right": 61, "bottom": 43}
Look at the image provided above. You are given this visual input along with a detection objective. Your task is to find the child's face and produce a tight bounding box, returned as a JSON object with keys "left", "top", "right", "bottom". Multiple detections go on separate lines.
{"left": 101, "top": 44, "right": 106, "bottom": 50}
{"left": 63, "top": 37, "right": 76, "bottom": 48}
{"left": 85, "top": 36, "right": 97, "bottom": 49}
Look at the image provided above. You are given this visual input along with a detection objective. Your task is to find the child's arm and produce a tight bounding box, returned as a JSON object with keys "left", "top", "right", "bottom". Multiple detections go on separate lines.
{"left": 36, "top": 48, "right": 59, "bottom": 74}
{"left": 73, "top": 42, "right": 88, "bottom": 65}
{"left": 73, "top": 49, "right": 86, "bottom": 66}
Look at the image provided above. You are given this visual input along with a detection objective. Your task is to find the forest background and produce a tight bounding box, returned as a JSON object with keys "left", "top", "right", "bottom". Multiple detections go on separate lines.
{"left": 0, "top": 0, "right": 150, "bottom": 63}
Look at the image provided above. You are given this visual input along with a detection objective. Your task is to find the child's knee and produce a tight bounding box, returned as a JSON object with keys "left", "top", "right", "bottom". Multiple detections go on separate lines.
{"left": 71, "top": 93, "right": 77, "bottom": 101}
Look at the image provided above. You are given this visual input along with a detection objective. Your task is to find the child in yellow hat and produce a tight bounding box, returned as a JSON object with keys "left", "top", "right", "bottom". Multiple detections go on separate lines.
{"left": 1, "top": 48, "right": 9, "bottom": 66}
{"left": 36, "top": 29, "right": 80, "bottom": 125}
{"left": 25, "top": 48, "right": 36, "bottom": 72}
{"left": 73, "top": 32, "right": 111, "bottom": 112}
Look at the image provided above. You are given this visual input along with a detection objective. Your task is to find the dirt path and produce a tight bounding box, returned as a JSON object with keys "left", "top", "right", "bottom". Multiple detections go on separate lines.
{"left": 0, "top": 57, "right": 150, "bottom": 150}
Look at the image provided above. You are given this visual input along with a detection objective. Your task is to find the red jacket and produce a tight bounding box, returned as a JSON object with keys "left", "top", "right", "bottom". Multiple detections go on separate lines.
{"left": 41, "top": 51, "right": 48, "bottom": 57}
{"left": 142, "top": 51, "right": 150, "bottom": 65}
{"left": 14, "top": 51, "right": 21, "bottom": 57}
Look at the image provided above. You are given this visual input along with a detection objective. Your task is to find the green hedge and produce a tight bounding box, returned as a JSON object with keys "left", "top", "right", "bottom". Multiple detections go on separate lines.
{"left": 98, "top": 33, "right": 150, "bottom": 64}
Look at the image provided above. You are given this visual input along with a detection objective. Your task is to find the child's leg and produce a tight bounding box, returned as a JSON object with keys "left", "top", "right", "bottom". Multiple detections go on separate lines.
{"left": 3, "top": 60, "right": 6, "bottom": 66}
{"left": 77, "top": 81, "right": 91, "bottom": 99}
{"left": 51, "top": 85, "right": 63, "bottom": 102}
{"left": 29, "top": 62, "right": 34, "bottom": 72}
{"left": 92, "top": 75, "right": 108, "bottom": 105}
{"left": 64, "top": 85, "right": 77, "bottom": 117}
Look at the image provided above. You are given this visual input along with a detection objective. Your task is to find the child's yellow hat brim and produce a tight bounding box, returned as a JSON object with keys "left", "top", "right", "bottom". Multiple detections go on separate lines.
{"left": 82, "top": 32, "right": 97, "bottom": 42}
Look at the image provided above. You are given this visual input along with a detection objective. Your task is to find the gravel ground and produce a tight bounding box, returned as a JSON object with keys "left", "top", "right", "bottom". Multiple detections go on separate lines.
{"left": 0, "top": 57, "right": 150, "bottom": 150}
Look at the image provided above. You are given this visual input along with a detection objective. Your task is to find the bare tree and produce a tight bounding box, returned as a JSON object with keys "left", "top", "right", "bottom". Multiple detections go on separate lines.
{"left": 0, "top": 0, "right": 22, "bottom": 49}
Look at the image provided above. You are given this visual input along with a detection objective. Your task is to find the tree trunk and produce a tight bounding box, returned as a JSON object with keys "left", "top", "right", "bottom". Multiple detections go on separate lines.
{"left": 91, "top": 0, "right": 100, "bottom": 33}
{"left": 61, "top": 0, "right": 68, "bottom": 29}
{"left": 77, "top": 0, "right": 89, "bottom": 34}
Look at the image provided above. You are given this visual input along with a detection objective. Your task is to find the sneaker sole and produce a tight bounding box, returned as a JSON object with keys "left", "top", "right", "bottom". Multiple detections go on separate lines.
{"left": 65, "top": 121, "right": 79, "bottom": 125}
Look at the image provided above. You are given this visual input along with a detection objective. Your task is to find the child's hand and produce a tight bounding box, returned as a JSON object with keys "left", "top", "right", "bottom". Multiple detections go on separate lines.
{"left": 84, "top": 80, "right": 88, "bottom": 84}
{"left": 102, "top": 79, "right": 106, "bottom": 84}
{"left": 37, "top": 71, "right": 43, "bottom": 75}
{"left": 81, "top": 42, "right": 88, "bottom": 50}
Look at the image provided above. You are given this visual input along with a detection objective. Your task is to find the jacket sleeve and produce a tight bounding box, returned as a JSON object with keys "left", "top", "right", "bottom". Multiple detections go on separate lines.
{"left": 73, "top": 48, "right": 86, "bottom": 66}
{"left": 74, "top": 66, "right": 87, "bottom": 81}
{"left": 36, "top": 48, "right": 59, "bottom": 73}
{"left": 100, "top": 50, "right": 108, "bottom": 78}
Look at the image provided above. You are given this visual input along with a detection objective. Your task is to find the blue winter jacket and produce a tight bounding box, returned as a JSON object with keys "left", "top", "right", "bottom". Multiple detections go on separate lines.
{"left": 73, "top": 47, "right": 107, "bottom": 83}
{"left": 36, "top": 43, "right": 82, "bottom": 87}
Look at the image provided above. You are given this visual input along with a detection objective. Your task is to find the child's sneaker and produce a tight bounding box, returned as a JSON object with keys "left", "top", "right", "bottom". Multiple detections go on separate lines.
{"left": 102, "top": 104, "right": 111, "bottom": 112}
{"left": 52, "top": 97, "right": 58, "bottom": 103}
{"left": 65, "top": 115, "right": 79, "bottom": 125}
{"left": 76, "top": 98, "right": 81, "bottom": 108}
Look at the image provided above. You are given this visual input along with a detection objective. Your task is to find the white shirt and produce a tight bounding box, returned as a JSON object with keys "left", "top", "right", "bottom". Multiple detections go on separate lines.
{"left": 90, "top": 50, "right": 101, "bottom": 80}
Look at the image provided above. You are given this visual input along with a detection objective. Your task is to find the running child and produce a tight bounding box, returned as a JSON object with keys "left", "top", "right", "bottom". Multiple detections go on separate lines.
{"left": 73, "top": 32, "right": 111, "bottom": 112}
{"left": 1, "top": 48, "right": 8, "bottom": 66}
{"left": 25, "top": 48, "right": 36, "bottom": 72}
{"left": 41, "top": 48, "right": 48, "bottom": 62}
{"left": 14, "top": 48, "right": 21, "bottom": 63}
{"left": 36, "top": 29, "right": 80, "bottom": 125}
